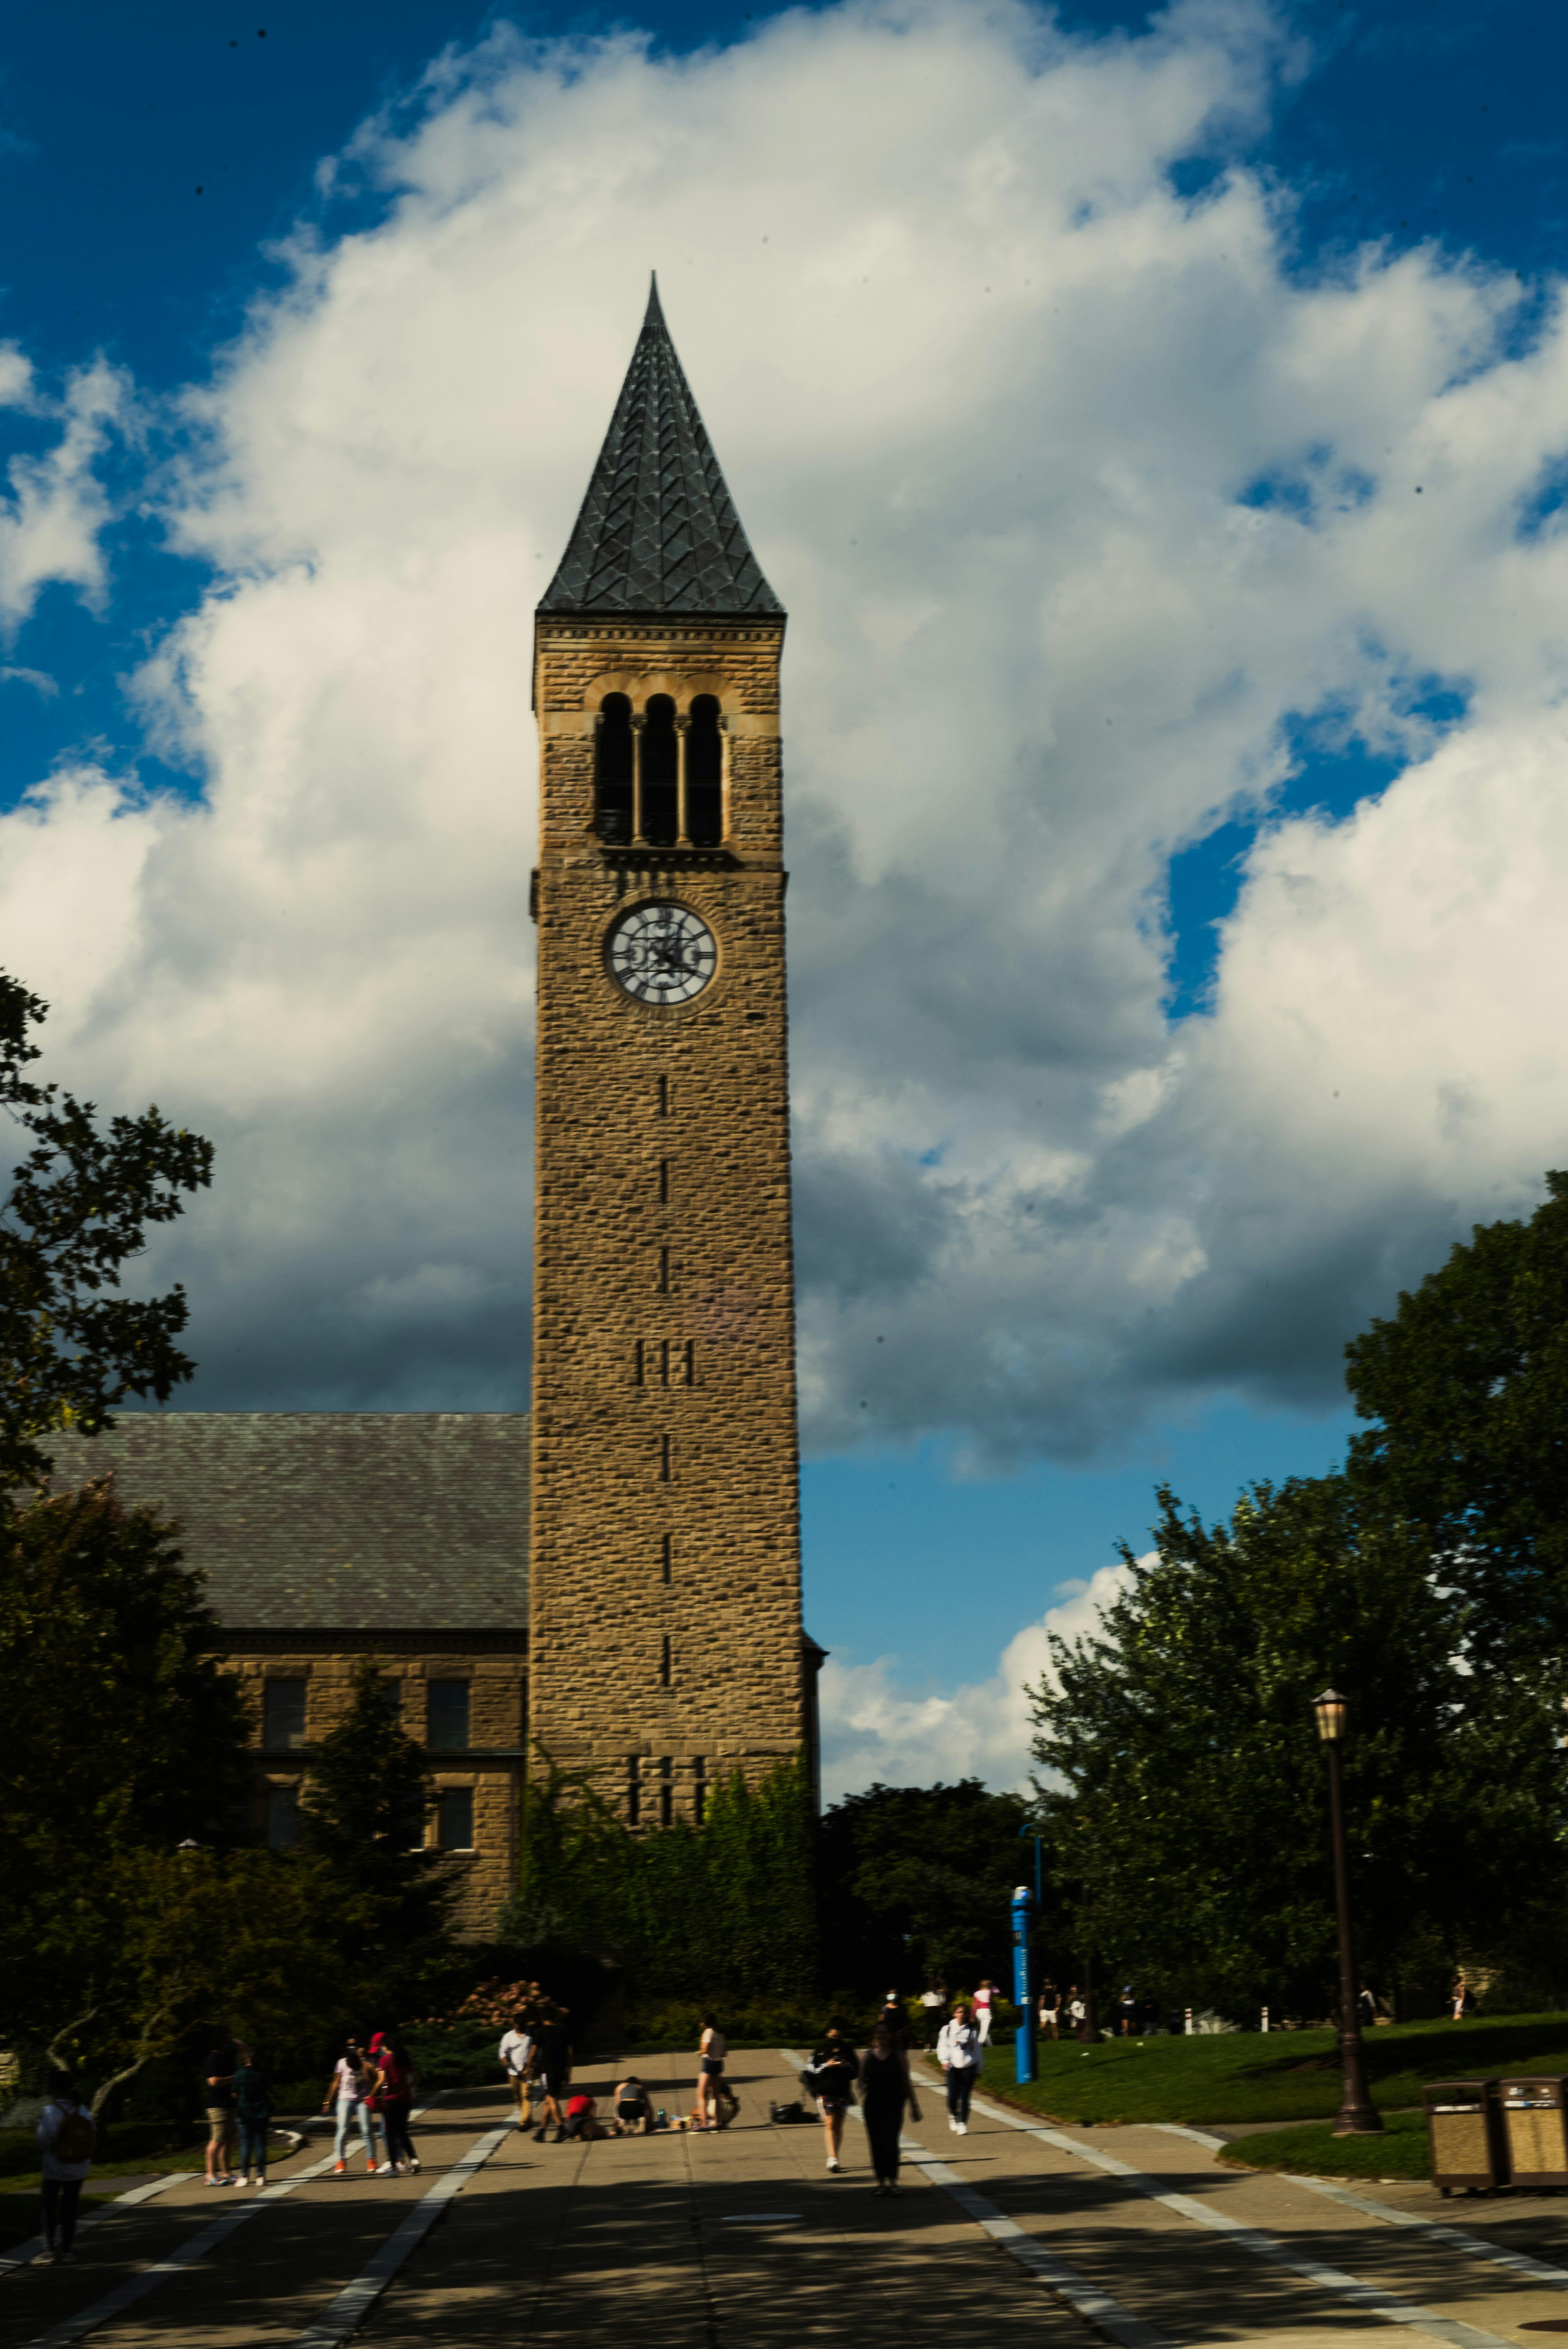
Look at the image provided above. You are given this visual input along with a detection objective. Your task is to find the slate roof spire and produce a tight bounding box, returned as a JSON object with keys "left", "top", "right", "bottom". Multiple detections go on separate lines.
{"left": 538, "top": 276, "right": 784, "bottom": 620}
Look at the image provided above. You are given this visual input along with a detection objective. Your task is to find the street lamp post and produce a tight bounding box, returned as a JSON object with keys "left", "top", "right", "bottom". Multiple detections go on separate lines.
{"left": 1311, "top": 1688, "right": 1382, "bottom": 2137}
{"left": 1012, "top": 1885, "right": 1037, "bottom": 2084}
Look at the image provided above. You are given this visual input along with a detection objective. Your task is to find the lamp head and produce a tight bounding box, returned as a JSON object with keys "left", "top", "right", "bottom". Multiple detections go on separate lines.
{"left": 1312, "top": 1687, "right": 1347, "bottom": 1744}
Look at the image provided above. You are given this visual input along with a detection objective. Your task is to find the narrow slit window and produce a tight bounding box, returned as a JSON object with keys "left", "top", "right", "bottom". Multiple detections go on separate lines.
{"left": 688, "top": 696, "right": 724, "bottom": 845}
{"left": 595, "top": 693, "right": 633, "bottom": 843}
{"left": 628, "top": 1756, "right": 641, "bottom": 1827}
{"left": 660, "top": 1754, "right": 673, "bottom": 1827}
{"left": 660, "top": 1339, "right": 670, "bottom": 1387}
{"left": 634, "top": 1339, "right": 645, "bottom": 1386}
{"left": 658, "top": 1075, "right": 669, "bottom": 1117}
{"left": 694, "top": 1756, "right": 707, "bottom": 1826}
{"left": 658, "top": 1246, "right": 670, "bottom": 1294}
{"left": 684, "top": 1339, "right": 695, "bottom": 1386}
{"left": 659, "top": 1158, "right": 670, "bottom": 1204}
{"left": 661, "top": 1532, "right": 673, "bottom": 1585}
{"left": 643, "top": 695, "right": 678, "bottom": 845}
{"left": 660, "top": 1434, "right": 672, "bottom": 1482}
{"left": 660, "top": 1636, "right": 672, "bottom": 1689}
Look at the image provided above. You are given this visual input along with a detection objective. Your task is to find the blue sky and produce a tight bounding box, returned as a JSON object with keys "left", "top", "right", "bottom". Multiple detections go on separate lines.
{"left": 2, "top": 0, "right": 1564, "bottom": 1793}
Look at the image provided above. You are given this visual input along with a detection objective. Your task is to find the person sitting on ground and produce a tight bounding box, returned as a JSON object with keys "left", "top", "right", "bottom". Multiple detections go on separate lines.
{"left": 695, "top": 2013, "right": 727, "bottom": 2132}
{"left": 614, "top": 2074, "right": 654, "bottom": 2135}
{"left": 808, "top": 2019, "right": 860, "bottom": 2174}
{"left": 562, "top": 2091, "right": 605, "bottom": 2143}
{"left": 36, "top": 2078, "right": 95, "bottom": 2264}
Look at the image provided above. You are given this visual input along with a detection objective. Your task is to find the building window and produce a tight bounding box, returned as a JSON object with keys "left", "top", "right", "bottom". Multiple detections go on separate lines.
{"left": 688, "top": 696, "right": 723, "bottom": 844}
{"left": 596, "top": 693, "right": 633, "bottom": 841}
{"left": 374, "top": 1676, "right": 403, "bottom": 1719}
{"left": 428, "top": 1680, "right": 471, "bottom": 1751}
{"left": 437, "top": 1788, "right": 475, "bottom": 1850}
{"left": 263, "top": 1679, "right": 307, "bottom": 1750}
{"left": 661, "top": 1532, "right": 672, "bottom": 1586}
{"left": 266, "top": 1785, "right": 300, "bottom": 1850}
{"left": 643, "top": 694, "right": 678, "bottom": 844}
{"left": 628, "top": 1755, "right": 642, "bottom": 1827}
{"left": 660, "top": 1757, "right": 673, "bottom": 1829}
{"left": 660, "top": 1633, "right": 672, "bottom": 1688}
{"left": 694, "top": 1756, "right": 707, "bottom": 1826}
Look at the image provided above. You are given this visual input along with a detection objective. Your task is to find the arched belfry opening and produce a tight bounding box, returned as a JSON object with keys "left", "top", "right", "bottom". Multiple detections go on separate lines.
{"left": 688, "top": 695, "right": 723, "bottom": 846}
{"left": 643, "top": 694, "right": 678, "bottom": 846}
{"left": 596, "top": 693, "right": 632, "bottom": 843}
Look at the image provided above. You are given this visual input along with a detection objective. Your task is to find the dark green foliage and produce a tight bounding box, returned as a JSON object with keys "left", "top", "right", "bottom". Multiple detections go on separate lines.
{"left": 0, "top": 1476, "right": 250, "bottom": 2041}
{"left": 0, "top": 970, "right": 212, "bottom": 1489}
{"left": 1347, "top": 1168, "right": 1568, "bottom": 1670}
{"left": 1029, "top": 1476, "right": 1564, "bottom": 2016}
{"left": 817, "top": 1780, "right": 1030, "bottom": 1994}
{"left": 297, "top": 1658, "right": 461, "bottom": 2015}
{"left": 500, "top": 1751, "right": 817, "bottom": 2003}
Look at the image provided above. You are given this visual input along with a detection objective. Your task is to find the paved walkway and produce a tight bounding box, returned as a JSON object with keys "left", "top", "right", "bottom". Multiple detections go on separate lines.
{"left": 4, "top": 2050, "right": 1568, "bottom": 2347}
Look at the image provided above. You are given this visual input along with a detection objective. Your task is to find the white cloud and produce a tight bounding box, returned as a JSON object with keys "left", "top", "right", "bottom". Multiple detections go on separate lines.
{"left": 0, "top": 359, "right": 126, "bottom": 631}
{"left": 0, "top": 0, "right": 1565, "bottom": 1462}
{"left": 818, "top": 1560, "right": 1136, "bottom": 1802}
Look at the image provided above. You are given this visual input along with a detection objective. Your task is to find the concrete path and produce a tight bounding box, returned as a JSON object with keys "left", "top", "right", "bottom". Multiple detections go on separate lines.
{"left": 4, "top": 2050, "right": 1568, "bottom": 2346}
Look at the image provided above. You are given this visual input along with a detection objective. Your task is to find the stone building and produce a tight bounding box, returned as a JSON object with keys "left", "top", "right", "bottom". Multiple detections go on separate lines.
{"left": 71, "top": 279, "right": 817, "bottom": 1935}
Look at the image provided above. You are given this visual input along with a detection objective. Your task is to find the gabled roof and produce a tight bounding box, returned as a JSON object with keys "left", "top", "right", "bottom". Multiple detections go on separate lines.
{"left": 59, "top": 1413, "right": 530, "bottom": 1634}
{"left": 538, "top": 277, "right": 784, "bottom": 622}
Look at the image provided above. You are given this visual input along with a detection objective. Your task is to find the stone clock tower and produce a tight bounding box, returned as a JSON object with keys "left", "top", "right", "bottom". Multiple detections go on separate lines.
{"left": 528, "top": 280, "right": 810, "bottom": 1824}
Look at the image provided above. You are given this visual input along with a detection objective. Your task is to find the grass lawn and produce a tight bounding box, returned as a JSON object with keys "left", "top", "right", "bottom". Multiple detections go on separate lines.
{"left": 944, "top": 2012, "right": 1568, "bottom": 2127}
{"left": 1222, "top": 2109, "right": 1432, "bottom": 2181}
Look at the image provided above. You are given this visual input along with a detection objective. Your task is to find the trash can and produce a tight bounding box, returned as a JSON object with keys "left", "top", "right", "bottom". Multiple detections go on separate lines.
{"left": 1501, "top": 2078, "right": 1568, "bottom": 2190}
{"left": 1425, "top": 2079, "right": 1507, "bottom": 2195}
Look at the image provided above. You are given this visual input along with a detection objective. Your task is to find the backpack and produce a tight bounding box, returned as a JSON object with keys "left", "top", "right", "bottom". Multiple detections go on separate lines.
{"left": 768, "top": 2099, "right": 807, "bottom": 2124}
{"left": 54, "top": 2106, "right": 96, "bottom": 2164}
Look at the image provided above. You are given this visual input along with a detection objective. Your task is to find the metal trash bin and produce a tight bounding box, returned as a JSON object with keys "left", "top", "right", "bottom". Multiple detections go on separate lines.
{"left": 1502, "top": 2078, "right": 1568, "bottom": 2190}
{"left": 1425, "top": 2079, "right": 1507, "bottom": 2196}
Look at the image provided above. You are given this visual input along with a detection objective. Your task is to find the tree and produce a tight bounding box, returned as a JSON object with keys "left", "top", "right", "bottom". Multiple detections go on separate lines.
{"left": 1028, "top": 1476, "right": 1563, "bottom": 2017}
{"left": 0, "top": 1476, "right": 251, "bottom": 2042}
{"left": 1346, "top": 1169, "right": 1568, "bottom": 1670}
{"left": 817, "top": 1780, "right": 1030, "bottom": 1995}
{"left": 297, "top": 1659, "right": 460, "bottom": 2016}
{"left": 0, "top": 969, "right": 211, "bottom": 1489}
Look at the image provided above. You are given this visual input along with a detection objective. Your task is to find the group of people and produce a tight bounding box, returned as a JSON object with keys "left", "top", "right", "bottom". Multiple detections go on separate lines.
{"left": 201, "top": 2037, "right": 280, "bottom": 2186}
{"left": 498, "top": 1987, "right": 577, "bottom": 2140}
{"left": 915, "top": 1978, "right": 999, "bottom": 2048}
{"left": 1034, "top": 1978, "right": 1098, "bottom": 2039}
{"left": 317, "top": 2033, "right": 420, "bottom": 2179}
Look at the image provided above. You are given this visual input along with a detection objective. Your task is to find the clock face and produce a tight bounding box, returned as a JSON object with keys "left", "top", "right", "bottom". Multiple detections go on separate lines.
{"left": 607, "top": 902, "right": 718, "bottom": 1005}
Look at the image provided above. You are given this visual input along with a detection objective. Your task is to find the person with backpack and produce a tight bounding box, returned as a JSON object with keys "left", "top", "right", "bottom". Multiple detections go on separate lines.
{"left": 36, "top": 2079, "right": 95, "bottom": 2263}
{"left": 936, "top": 2000, "right": 983, "bottom": 2135}
{"left": 322, "top": 2038, "right": 377, "bottom": 2175}
{"left": 230, "top": 2044, "right": 272, "bottom": 2189}
{"left": 806, "top": 2020, "right": 860, "bottom": 2174}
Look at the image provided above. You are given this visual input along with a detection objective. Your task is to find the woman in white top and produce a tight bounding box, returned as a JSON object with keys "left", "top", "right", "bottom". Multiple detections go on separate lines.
{"left": 936, "top": 2002, "right": 982, "bottom": 2135}
{"left": 321, "top": 2039, "right": 377, "bottom": 2175}
{"left": 696, "top": 2014, "right": 727, "bottom": 2131}
{"left": 973, "top": 1979, "right": 994, "bottom": 2045}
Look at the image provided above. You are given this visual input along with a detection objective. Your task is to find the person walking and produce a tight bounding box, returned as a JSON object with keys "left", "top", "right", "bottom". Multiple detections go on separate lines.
{"left": 376, "top": 2036, "right": 420, "bottom": 2175}
{"left": 695, "top": 2015, "right": 727, "bottom": 2131}
{"left": 323, "top": 2039, "right": 377, "bottom": 2175}
{"left": 1066, "top": 1984, "right": 1088, "bottom": 2040}
{"left": 231, "top": 2044, "right": 272, "bottom": 2188}
{"left": 1117, "top": 1986, "right": 1139, "bottom": 2037}
{"left": 36, "top": 2079, "right": 95, "bottom": 2263}
{"left": 537, "top": 2005, "right": 573, "bottom": 2140}
{"left": 859, "top": 2020, "right": 921, "bottom": 2196}
{"left": 807, "top": 2020, "right": 860, "bottom": 2174}
{"left": 920, "top": 1982, "right": 945, "bottom": 2048}
{"left": 499, "top": 2012, "right": 534, "bottom": 2130}
{"left": 936, "top": 2000, "right": 982, "bottom": 2135}
{"left": 1037, "top": 1978, "right": 1060, "bottom": 2041}
{"left": 973, "top": 1979, "right": 995, "bottom": 2054}
{"left": 202, "top": 2039, "right": 237, "bottom": 2186}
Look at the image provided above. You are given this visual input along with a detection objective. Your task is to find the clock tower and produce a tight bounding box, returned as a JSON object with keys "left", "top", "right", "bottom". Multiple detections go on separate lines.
{"left": 528, "top": 280, "right": 809, "bottom": 1824}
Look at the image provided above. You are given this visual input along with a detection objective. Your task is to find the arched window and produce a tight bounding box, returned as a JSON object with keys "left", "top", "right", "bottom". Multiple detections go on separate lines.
{"left": 688, "top": 696, "right": 723, "bottom": 845}
{"left": 596, "top": 694, "right": 632, "bottom": 842}
{"left": 643, "top": 695, "right": 678, "bottom": 845}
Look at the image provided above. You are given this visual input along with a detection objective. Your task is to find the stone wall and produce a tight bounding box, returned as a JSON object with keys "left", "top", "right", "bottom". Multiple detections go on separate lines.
{"left": 529, "top": 617, "right": 805, "bottom": 1818}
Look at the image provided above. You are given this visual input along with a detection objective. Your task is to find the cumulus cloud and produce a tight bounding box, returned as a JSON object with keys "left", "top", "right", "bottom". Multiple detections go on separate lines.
{"left": 0, "top": 357, "right": 126, "bottom": 631}
{"left": 818, "top": 1560, "right": 1135, "bottom": 1802}
{"left": 0, "top": 0, "right": 1566, "bottom": 1459}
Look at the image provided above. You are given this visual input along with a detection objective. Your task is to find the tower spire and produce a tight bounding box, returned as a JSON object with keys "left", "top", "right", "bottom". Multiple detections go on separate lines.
{"left": 538, "top": 280, "right": 783, "bottom": 620}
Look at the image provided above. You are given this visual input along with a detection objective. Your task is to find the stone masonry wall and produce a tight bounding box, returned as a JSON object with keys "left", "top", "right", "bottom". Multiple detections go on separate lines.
{"left": 529, "top": 617, "right": 804, "bottom": 1820}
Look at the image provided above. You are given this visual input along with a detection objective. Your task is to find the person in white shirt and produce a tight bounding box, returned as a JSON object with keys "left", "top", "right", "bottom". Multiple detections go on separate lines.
{"left": 973, "top": 1980, "right": 995, "bottom": 2051}
{"left": 936, "top": 2003, "right": 982, "bottom": 2135}
{"left": 498, "top": 2018, "right": 535, "bottom": 2130}
{"left": 36, "top": 2082, "right": 95, "bottom": 2263}
{"left": 321, "top": 2040, "right": 376, "bottom": 2175}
